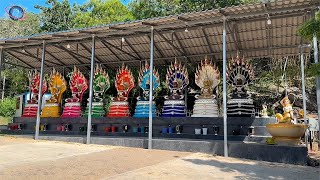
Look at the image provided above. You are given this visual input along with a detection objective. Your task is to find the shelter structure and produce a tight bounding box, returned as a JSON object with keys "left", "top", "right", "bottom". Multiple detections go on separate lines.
{"left": 0, "top": 0, "right": 319, "bottom": 158}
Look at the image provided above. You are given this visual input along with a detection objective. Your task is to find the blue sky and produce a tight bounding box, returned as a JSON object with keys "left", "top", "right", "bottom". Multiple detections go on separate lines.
{"left": 0, "top": 0, "right": 131, "bottom": 17}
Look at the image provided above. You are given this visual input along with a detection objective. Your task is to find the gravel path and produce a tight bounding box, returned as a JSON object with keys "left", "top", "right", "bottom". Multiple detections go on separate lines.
{"left": 0, "top": 136, "right": 319, "bottom": 180}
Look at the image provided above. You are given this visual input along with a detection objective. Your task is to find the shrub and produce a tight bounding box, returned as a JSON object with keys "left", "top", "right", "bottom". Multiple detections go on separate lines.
{"left": 0, "top": 97, "right": 16, "bottom": 117}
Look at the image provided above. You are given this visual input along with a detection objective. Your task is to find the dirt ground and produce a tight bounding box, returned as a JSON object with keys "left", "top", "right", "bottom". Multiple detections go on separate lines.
{"left": 0, "top": 136, "right": 319, "bottom": 180}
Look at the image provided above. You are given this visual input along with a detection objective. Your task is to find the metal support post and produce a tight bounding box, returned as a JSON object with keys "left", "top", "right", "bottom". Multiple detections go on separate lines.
{"left": 313, "top": 34, "right": 320, "bottom": 140}
{"left": 300, "top": 48, "right": 307, "bottom": 124}
{"left": 222, "top": 17, "right": 228, "bottom": 157}
{"left": 148, "top": 26, "right": 154, "bottom": 149}
{"left": 2, "top": 75, "right": 5, "bottom": 99}
{"left": 35, "top": 41, "right": 46, "bottom": 140}
{"left": 0, "top": 48, "right": 3, "bottom": 99}
{"left": 87, "top": 35, "right": 95, "bottom": 144}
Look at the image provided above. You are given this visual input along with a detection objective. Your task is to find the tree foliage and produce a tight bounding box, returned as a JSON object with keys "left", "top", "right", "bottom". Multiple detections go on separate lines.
{"left": 298, "top": 11, "right": 320, "bottom": 40}
{"left": 129, "top": 0, "right": 180, "bottom": 19}
{"left": 0, "top": 97, "right": 16, "bottom": 117}
{"left": 0, "top": 14, "right": 38, "bottom": 99}
{"left": 129, "top": 0, "right": 260, "bottom": 19}
{"left": 73, "top": 0, "right": 134, "bottom": 28}
{"left": 35, "top": 0, "right": 75, "bottom": 32}
{"left": 0, "top": 13, "right": 40, "bottom": 38}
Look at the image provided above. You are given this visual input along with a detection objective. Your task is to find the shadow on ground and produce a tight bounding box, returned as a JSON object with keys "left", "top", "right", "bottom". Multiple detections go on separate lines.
{"left": 183, "top": 158, "right": 319, "bottom": 179}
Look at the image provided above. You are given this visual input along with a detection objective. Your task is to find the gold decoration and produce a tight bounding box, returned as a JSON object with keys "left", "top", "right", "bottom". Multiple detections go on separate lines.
{"left": 195, "top": 58, "right": 220, "bottom": 98}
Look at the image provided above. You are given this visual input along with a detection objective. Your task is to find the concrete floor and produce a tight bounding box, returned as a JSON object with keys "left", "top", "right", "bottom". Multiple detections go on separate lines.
{"left": 0, "top": 136, "right": 319, "bottom": 180}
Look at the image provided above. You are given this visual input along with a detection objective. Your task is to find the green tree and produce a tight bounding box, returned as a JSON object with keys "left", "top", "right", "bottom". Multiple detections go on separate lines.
{"left": 179, "top": 0, "right": 241, "bottom": 12}
{"left": 298, "top": 11, "right": 320, "bottom": 40}
{"left": 0, "top": 14, "right": 39, "bottom": 98}
{"left": 299, "top": 11, "right": 320, "bottom": 77}
{"left": 129, "top": 0, "right": 260, "bottom": 19}
{"left": 0, "top": 13, "right": 40, "bottom": 38}
{"left": 35, "top": 0, "right": 75, "bottom": 32}
{"left": 73, "top": 0, "right": 134, "bottom": 28}
{"left": 3, "top": 68, "right": 29, "bottom": 97}
{"left": 129, "top": 0, "right": 180, "bottom": 20}
{"left": 0, "top": 97, "right": 16, "bottom": 118}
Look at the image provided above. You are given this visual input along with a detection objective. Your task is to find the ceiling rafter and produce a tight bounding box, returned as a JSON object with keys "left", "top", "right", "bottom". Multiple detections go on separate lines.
{"left": 124, "top": 38, "right": 143, "bottom": 60}
{"left": 100, "top": 40, "right": 124, "bottom": 62}
{"left": 45, "top": 50, "right": 72, "bottom": 71}
{"left": 200, "top": 27, "right": 216, "bottom": 60}
{"left": 79, "top": 43, "right": 102, "bottom": 63}
{"left": 52, "top": 45, "right": 91, "bottom": 71}
{"left": 155, "top": 30, "right": 184, "bottom": 55}
{"left": 78, "top": 43, "right": 109, "bottom": 69}
{"left": 6, "top": 51, "right": 33, "bottom": 68}
{"left": 147, "top": 35, "right": 164, "bottom": 58}
{"left": 226, "top": 21, "right": 242, "bottom": 53}
{"left": 99, "top": 38, "right": 140, "bottom": 60}
{"left": 11, "top": 49, "right": 59, "bottom": 66}
{"left": 172, "top": 32, "right": 191, "bottom": 63}
{"left": 52, "top": 45, "right": 87, "bottom": 64}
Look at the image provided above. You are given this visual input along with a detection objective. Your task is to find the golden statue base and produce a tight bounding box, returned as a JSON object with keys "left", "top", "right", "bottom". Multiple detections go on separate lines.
{"left": 266, "top": 123, "right": 307, "bottom": 146}
{"left": 41, "top": 105, "right": 61, "bottom": 117}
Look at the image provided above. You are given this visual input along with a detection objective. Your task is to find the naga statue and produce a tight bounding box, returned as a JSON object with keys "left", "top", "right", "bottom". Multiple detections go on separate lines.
{"left": 107, "top": 64, "right": 135, "bottom": 117}
{"left": 41, "top": 68, "right": 67, "bottom": 117}
{"left": 22, "top": 70, "right": 47, "bottom": 117}
{"left": 226, "top": 56, "right": 255, "bottom": 117}
{"left": 133, "top": 61, "right": 160, "bottom": 117}
{"left": 61, "top": 66, "right": 88, "bottom": 118}
{"left": 192, "top": 58, "right": 220, "bottom": 117}
{"left": 162, "top": 59, "right": 189, "bottom": 117}
{"left": 84, "top": 64, "right": 110, "bottom": 117}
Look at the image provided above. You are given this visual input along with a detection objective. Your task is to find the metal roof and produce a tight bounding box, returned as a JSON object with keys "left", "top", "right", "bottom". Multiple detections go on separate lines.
{"left": 0, "top": 0, "right": 318, "bottom": 70}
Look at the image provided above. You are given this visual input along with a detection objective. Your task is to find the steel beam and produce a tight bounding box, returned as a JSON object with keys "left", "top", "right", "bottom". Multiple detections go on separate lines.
{"left": 222, "top": 17, "right": 228, "bottom": 157}
{"left": 6, "top": 51, "right": 33, "bottom": 68}
{"left": 148, "top": 27, "right": 154, "bottom": 149}
{"left": 10, "top": 49, "right": 57, "bottom": 66}
{"left": 52, "top": 44, "right": 91, "bottom": 71}
{"left": 27, "top": 49, "right": 62, "bottom": 66}
{"left": 227, "top": 22, "right": 242, "bottom": 52}
{"left": 201, "top": 28, "right": 217, "bottom": 60}
{"left": 124, "top": 38, "right": 143, "bottom": 60}
{"left": 79, "top": 43, "right": 102, "bottom": 63}
{"left": 148, "top": 35, "right": 164, "bottom": 58}
{"left": 155, "top": 31, "right": 184, "bottom": 55}
{"left": 35, "top": 41, "right": 46, "bottom": 140}
{"left": 86, "top": 35, "right": 95, "bottom": 144}
{"left": 52, "top": 44, "right": 87, "bottom": 64}
{"left": 100, "top": 40, "right": 124, "bottom": 62}
{"left": 313, "top": 34, "right": 320, "bottom": 141}
{"left": 100, "top": 39, "right": 139, "bottom": 60}
{"left": 45, "top": 50, "right": 68, "bottom": 65}
{"left": 0, "top": 48, "right": 3, "bottom": 98}
{"left": 172, "top": 32, "right": 190, "bottom": 63}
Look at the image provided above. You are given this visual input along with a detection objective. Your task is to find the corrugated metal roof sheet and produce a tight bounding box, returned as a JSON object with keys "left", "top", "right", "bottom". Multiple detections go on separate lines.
{"left": 0, "top": 0, "right": 318, "bottom": 69}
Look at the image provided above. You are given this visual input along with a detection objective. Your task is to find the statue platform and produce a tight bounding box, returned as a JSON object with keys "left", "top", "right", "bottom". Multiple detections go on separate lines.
{"left": 2, "top": 116, "right": 308, "bottom": 166}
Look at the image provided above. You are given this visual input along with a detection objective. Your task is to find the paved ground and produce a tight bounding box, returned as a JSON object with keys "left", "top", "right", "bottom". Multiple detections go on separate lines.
{"left": 0, "top": 136, "right": 319, "bottom": 180}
